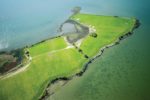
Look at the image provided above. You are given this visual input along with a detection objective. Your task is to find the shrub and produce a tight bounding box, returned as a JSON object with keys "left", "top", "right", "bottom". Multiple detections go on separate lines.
{"left": 72, "top": 7, "right": 81, "bottom": 15}
{"left": 90, "top": 33, "right": 97, "bottom": 38}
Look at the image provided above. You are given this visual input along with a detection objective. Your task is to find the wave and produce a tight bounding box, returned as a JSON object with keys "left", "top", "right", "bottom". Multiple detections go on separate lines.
{"left": 0, "top": 39, "right": 9, "bottom": 50}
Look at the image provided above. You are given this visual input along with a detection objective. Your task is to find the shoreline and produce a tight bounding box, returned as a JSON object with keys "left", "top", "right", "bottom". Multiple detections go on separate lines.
{"left": 0, "top": 34, "right": 63, "bottom": 54}
{"left": 39, "top": 19, "right": 140, "bottom": 100}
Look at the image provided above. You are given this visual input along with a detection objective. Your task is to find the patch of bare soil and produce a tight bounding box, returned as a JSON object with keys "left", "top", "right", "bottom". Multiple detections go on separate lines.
{"left": 0, "top": 49, "right": 24, "bottom": 74}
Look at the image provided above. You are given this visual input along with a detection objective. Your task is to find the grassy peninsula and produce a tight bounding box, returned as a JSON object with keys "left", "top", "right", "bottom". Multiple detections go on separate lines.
{"left": 0, "top": 13, "right": 137, "bottom": 100}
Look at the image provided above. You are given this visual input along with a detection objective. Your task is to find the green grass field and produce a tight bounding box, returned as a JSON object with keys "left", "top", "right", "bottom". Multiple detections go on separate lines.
{"left": 28, "top": 37, "right": 67, "bottom": 57}
{"left": 0, "top": 13, "right": 136, "bottom": 100}
{"left": 71, "top": 14, "right": 136, "bottom": 57}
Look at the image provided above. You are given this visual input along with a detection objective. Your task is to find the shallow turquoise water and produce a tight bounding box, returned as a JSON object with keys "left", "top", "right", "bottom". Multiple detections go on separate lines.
{"left": 0, "top": 0, "right": 74, "bottom": 51}
{"left": 0, "top": 0, "right": 150, "bottom": 100}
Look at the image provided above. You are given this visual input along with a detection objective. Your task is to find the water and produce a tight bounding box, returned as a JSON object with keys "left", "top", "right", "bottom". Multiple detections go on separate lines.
{"left": 0, "top": 0, "right": 75, "bottom": 51}
{"left": 0, "top": 0, "right": 150, "bottom": 100}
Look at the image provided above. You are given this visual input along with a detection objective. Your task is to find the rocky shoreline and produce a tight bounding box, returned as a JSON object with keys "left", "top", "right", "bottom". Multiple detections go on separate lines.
{"left": 0, "top": 15, "right": 140, "bottom": 99}
{"left": 39, "top": 19, "right": 140, "bottom": 100}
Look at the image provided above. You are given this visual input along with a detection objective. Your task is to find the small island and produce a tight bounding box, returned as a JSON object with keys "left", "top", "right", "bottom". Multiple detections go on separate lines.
{"left": 0, "top": 12, "right": 140, "bottom": 100}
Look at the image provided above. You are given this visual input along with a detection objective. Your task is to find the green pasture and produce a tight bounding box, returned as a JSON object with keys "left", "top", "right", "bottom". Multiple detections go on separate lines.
{"left": 28, "top": 37, "right": 67, "bottom": 57}
{"left": 71, "top": 14, "right": 136, "bottom": 57}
